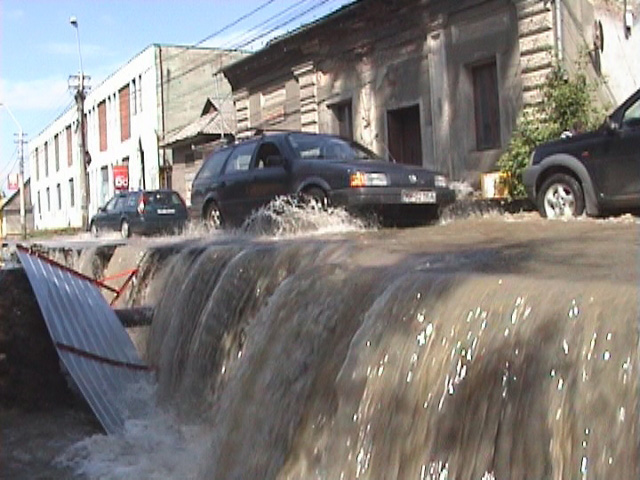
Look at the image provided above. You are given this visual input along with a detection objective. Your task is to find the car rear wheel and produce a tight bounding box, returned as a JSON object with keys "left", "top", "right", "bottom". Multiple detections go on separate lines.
{"left": 538, "top": 173, "right": 585, "bottom": 219}
{"left": 120, "top": 219, "right": 131, "bottom": 238}
{"left": 205, "top": 202, "right": 223, "bottom": 230}
{"left": 90, "top": 222, "right": 99, "bottom": 238}
{"left": 301, "top": 187, "right": 328, "bottom": 209}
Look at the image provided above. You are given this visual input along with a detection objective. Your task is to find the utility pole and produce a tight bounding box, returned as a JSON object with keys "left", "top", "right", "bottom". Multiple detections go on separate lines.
{"left": 69, "top": 16, "right": 90, "bottom": 230}
{"left": 1, "top": 102, "right": 27, "bottom": 239}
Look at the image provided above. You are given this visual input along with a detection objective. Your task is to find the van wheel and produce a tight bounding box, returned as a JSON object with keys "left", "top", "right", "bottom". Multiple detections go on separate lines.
{"left": 120, "top": 219, "right": 131, "bottom": 238}
{"left": 90, "top": 222, "right": 99, "bottom": 237}
{"left": 205, "top": 202, "right": 223, "bottom": 230}
{"left": 538, "top": 173, "right": 585, "bottom": 219}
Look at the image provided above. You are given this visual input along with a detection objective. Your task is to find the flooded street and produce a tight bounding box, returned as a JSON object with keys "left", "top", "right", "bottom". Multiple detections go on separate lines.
{"left": 2, "top": 211, "right": 639, "bottom": 479}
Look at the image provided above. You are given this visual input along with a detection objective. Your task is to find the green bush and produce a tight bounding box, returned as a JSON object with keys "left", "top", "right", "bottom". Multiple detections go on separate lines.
{"left": 497, "top": 66, "right": 601, "bottom": 198}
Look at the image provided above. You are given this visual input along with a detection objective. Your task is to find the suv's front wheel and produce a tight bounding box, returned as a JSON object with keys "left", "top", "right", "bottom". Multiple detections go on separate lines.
{"left": 204, "top": 202, "right": 223, "bottom": 230}
{"left": 538, "top": 173, "right": 585, "bottom": 219}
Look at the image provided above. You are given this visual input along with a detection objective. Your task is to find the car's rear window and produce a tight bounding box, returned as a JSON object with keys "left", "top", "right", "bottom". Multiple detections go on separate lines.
{"left": 143, "top": 191, "right": 183, "bottom": 206}
{"left": 286, "top": 133, "right": 380, "bottom": 161}
{"left": 196, "top": 148, "right": 231, "bottom": 179}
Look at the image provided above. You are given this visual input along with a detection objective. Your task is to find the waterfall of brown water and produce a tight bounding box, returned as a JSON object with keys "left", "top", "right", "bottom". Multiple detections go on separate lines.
{"left": 146, "top": 237, "right": 638, "bottom": 480}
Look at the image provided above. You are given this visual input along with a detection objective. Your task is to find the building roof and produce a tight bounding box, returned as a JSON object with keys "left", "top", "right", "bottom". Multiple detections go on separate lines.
{"left": 222, "top": 0, "right": 363, "bottom": 88}
{"left": 0, "top": 177, "right": 30, "bottom": 212}
{"left": 161, "top": 98, "right": 235, "bottom": 148}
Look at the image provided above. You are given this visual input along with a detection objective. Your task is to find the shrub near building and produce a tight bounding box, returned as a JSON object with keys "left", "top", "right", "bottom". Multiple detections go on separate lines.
{"left": 498, "top": 66, "right": 602, "bottom": 198}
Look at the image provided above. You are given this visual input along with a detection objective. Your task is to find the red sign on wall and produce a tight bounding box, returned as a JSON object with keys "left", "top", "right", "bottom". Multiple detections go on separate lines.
{"left": 113, "top": 165, "right": 129, "bottom": 191}
{"left": 7, "top": 173, "right": 19, "bottom": 191}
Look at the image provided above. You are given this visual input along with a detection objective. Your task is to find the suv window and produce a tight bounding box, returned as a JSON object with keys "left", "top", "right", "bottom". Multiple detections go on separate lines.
{"left": 197, "top": 149, "right": 231, "bottom": 179}
{"left": 224, "top": 141, "right": 257, "bottom": 174}
{"left": 622, "top": 98, "right": 640, "bottom": 128}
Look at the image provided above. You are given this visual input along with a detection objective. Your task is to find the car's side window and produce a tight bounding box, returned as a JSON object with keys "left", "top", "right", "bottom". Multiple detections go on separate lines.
{"left": 126, "top": 194, "right": 138, "bottom": 208}
{"left": 197, "top": 149, "right": 231, "bottom": 179}
{"left": 622, "top": 99, "right": 640, "bottom": 129}
{"left": 104, "top": 197, "right": 117, "bottom": 212}
{"left": 224, "top": 142, "right": 256, "bottom": 174}
{"left": 255, "top": 142, "right": 283, "bottom": 169}
{"left": 113, "top": 196, "right": 128, "bottom": 212}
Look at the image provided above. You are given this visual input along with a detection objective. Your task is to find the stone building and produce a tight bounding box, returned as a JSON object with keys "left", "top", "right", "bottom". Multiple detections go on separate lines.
{"left": 29, "top": 45, "right": 241, "bottom": 231}
{"left": 222, "top": 0, "right": 626, "bottom": 186}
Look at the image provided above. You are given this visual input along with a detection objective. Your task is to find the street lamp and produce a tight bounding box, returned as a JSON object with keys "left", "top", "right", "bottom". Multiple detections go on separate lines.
{"left": 0, "top": 102, "right": 27, "bottom": 239}
{"left": 69, "top": 15, "right": 90, "bottom": 230}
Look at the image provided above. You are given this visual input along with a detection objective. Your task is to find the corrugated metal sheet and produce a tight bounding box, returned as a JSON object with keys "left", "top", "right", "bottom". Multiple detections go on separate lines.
{"left": 17, "top": 248, "right": 153, "bottom": 434}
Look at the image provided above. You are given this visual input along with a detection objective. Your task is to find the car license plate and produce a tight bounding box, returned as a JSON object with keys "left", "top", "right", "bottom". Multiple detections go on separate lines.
{"left": 401, "top": 190, "right": 436, "bottom": 204}
{"left": 157, "top": 208, "right": 176, "bottom": 215}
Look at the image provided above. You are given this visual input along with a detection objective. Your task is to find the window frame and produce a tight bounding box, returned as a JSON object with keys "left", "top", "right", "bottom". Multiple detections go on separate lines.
{"left": 471, "top": 59, "right": 501, "bottom": 151}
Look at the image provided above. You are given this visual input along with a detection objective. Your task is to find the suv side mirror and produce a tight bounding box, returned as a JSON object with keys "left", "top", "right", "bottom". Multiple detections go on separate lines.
{"left": 605, "top": 116, "right": 620, "bottom": 133}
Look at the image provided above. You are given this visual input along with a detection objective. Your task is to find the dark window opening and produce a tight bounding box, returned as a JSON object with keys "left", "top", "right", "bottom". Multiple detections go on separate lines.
{"left": 44, "top": 142, "right": 49, "bottom": 177}
{"left": 472, "top": 60, "right": 501, "bottom": 150}
{"left": 330, "top": 101, "right": 353, "bottom": 140}
{"left": 54, "top": 134, "right": 60, "bottom": 172}
{"left": 387, "top": 105, "right": 422, "bottom": 166}
{"left": 69, "top": 178, "right": 75, "bottom": 208}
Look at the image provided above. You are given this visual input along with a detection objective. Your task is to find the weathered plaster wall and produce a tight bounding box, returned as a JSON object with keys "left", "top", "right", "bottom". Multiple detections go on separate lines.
{"left": 594, "top": 1, "right": 640, "bottom": 104}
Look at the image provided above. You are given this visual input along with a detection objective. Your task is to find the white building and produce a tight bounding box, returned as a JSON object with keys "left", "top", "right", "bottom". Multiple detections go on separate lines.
{"left": 29, "top": 44, "right": 241, "bottom": 231}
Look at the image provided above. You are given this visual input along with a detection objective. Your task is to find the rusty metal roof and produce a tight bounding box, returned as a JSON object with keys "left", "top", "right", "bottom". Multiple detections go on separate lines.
{"left": 17, "top": 248, "right": 153, "bottom": 434}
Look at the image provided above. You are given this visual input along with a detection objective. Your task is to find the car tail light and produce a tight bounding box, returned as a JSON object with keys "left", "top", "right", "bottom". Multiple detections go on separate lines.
{"left": 350, "top": 172, "right": 389, "bottom": 187}
{"left": 137, "top": 196, "right": 145, "bottom": 214}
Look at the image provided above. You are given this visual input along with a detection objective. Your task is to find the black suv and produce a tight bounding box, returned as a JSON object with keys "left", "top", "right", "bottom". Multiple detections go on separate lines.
{"left": 190, "top": 131, "right": 455, "bottom": 227}
{"left": 90, "top": 190, "right": 188, "bottom": 238}
{"left": 523, "top": 88, "right": 640, "bottom": 218}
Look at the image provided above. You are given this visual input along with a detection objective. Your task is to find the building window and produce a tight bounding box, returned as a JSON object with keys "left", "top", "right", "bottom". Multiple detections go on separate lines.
{"left": 66, "top": 125, "right": 73, "bottom": 166}
{"left": 387, "top": 104, "right": 422, "bottom": 166}
{"left": 54, "top": 133, "right": 60, "bottom": 171}
{"left": 46, "top": 187, "right": 50, "bottom": 212}
{"left": 131, "top": 78, "right": 137, "bottom": 116}
{"left": 185, "top": 152, "right": 195, "bottom": 164}
{"left": 98, "top": 100, "right": 107, "bottom": 152}
{"left": 330, "top": 100, "right": 353, "bottom": 140}
{"left": 37, "top": 191, "right": 41, "bottom": 218}
{"left": 69, "top": 178, "right": 75, "bottom": 207}
{"left": 119, "top": 84, "right": 131, "bottom": 141}
{"left": 44, "top": 142, "right": 49, "bottom": 177}
{"left": 100, "top": 166, "right": 109, "bottom": 205}
{"left": 472, "top": 60, "right": 501, "bottom": 151}
{"left": 56, "top": 183, "right": 61, "bottom": 210}
{"left": 138, "top": 75, "right": 143, "bottom": 113}
{"left": 35, "top": 148, "right": 39, "bottom": 181}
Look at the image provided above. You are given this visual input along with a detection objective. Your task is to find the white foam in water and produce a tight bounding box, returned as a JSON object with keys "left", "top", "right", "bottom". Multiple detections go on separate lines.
{"left": 241, "top": 196, "right": 374, "bottom": 238}
{"left": 56, "top": 416, "right": 208, "bottom": 480}
{"left": 55, "top": 382, "right": 207, "bottom": 480}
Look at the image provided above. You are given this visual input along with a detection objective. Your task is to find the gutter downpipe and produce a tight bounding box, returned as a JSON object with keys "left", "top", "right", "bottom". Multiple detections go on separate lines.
{"left": 554, "top": 0, "right": 564, "bottom": 65}
{"left": 158, "top": 45, "right": 167, "bottom": 189}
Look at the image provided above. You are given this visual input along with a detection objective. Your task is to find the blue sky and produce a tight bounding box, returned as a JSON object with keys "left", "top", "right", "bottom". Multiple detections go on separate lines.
{"left": 0, "top": 0, "right": 354, "bottom": 196}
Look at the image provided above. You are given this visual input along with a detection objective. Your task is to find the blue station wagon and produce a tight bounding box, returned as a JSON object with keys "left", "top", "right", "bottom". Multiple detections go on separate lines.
{"left": 90, "top": 190, "right": 188, "bottom": 238}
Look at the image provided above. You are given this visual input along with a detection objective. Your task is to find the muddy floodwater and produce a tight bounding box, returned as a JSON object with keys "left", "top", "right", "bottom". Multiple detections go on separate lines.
{"left": 1, "top": 212, "right": 639, "bottom": 479}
